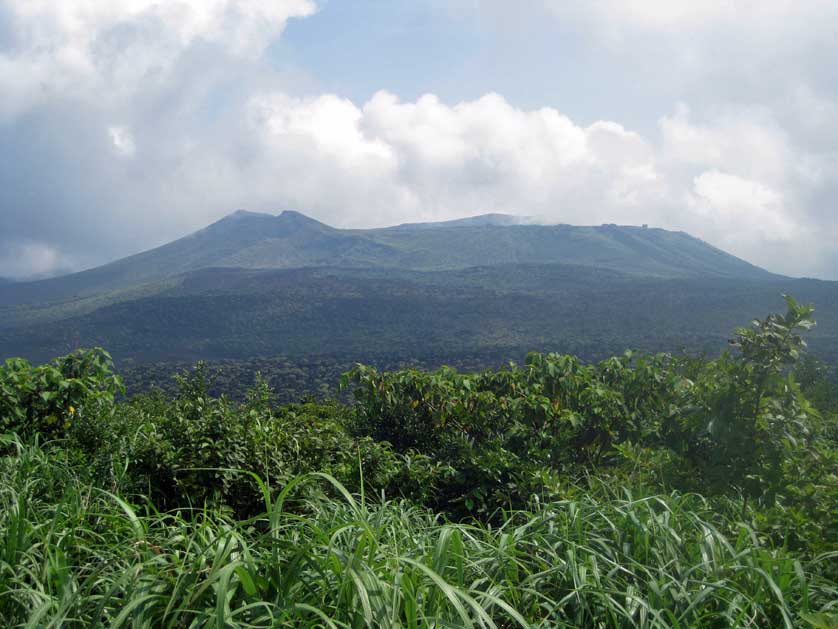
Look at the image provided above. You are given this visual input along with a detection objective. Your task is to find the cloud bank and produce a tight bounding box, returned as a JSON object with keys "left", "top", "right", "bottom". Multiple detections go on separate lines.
{"left": 0, "top": 0, "right": 836, "bottom": 279}
{"left": 246, "top": 91, "right": 824, "bottom": 275}
{"left": 0, "top": 0, "right": 316, "bottom": 119}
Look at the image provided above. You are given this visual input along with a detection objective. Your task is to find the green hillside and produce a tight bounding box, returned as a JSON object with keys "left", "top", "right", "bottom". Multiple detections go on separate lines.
{"left": 0, "top": 210, "right": 774, "bottom": 308}
{"left": 2, "top": 210, "right": 834, "bottom": 397}
{"left": 2, "top": 265, "right": 837, "bottom": 390}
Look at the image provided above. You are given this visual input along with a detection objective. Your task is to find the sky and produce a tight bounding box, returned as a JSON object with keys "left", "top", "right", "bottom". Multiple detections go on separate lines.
{"left": 0, "top": 0, "right": 837, "bottom": 279}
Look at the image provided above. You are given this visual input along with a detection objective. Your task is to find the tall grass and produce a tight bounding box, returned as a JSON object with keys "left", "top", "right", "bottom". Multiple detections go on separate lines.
{"left": 1, "top": 436, "right": 836, "bottom": 628}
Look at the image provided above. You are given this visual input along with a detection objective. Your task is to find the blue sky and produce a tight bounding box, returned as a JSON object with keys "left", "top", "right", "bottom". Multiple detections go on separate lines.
{"left": 0, "top": 1, "right": 837, "bottom": 279}
{"left": 275, "top": 2, "right": 490, "bottom": 105}
{"left": 274, "top": 1, "right": 675, "bottom": 131}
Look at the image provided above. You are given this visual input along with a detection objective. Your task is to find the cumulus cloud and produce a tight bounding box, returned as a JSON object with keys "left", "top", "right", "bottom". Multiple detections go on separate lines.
{"left": 0, "top": 0, "right": 318, "bottom": 278}
{"left": 0, "top": 84, "right": 830, "bottom": 278}
{"left": 0, "top": 0, "right": 316, "bottom": 119}
{"left": 245, "top": 90, "right": 671, "bottom": 227}
{"left": 242, "top": 90, "right": 828, "bottom": 276}
{"left": 690, "top": 171, "right": 798, "bottom": 243}
{"left": 0, "top": 0, "right": 836, "bottom": 279}
{"left": 0, "top": 240, "right": 79, "bottom": 280}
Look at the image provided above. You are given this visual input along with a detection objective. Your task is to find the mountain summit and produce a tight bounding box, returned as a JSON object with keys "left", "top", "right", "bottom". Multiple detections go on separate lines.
{"left": 393, "top": 213, "right": 531, "bottom": 229}
{"left": 0, "top": 210, "right": 774, "bottom": 307}
{"left": 2, "top": 210, "right": 834, "bottom": 370}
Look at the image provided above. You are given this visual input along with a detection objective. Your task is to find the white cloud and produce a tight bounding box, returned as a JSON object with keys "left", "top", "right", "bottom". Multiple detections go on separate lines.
{"left": 6, "top": 0, "right": 317, "bottom": 56}
{"left": 0, "top": 0, "right": 316, "bottom": 119}
{"left": 542, "top": 0, "right": 837, "bottom": 36}
{"left": 231, "top": 90, "right": 831, "bottom": 276}
{"left": 246, "top": 90, "right": 670, "bottom": 226}
{"left": 4, "top": 80, "right": 826, "bottom": 277}
{"left": 652, "top": 103, "right": 835, "bottom": 275}
{"left": 1, "top": 1, "right": 836, "bottom": 279}
{"left": 690, "top": 171, "right": 795, "bottom": 240}
{"left": 254, "top": 93, "right": 394, "bottom": 166}
{"left": 684, "top": 170, "right": 822, "bottom": 274}
{"left": 108, "top": 125, "right": 136, "bottom": 157}
{"left": 536, "top": 0, "right": 838, "bottom": 129}
{"left": 659, "top": 104, "right": 792, "bottom": 183}
{"left": 0, "top": 241, "right": 78, "bottom": 280}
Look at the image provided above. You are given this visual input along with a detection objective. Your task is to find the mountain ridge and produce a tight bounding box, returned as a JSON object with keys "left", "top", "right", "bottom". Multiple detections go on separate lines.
{"left": 0, "top": 210, "right": 777, "bottom": 308}
{"left": 0, "top": 211, "right": 835, "bottom": 372}
{"left": 390, "top": 213, "right": 534, "bottom": 229}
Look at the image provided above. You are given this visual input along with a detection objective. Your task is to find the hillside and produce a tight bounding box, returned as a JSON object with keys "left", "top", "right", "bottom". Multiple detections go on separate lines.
{"left": 3, "top": 210, "right": 835, "bottom": 392}
{"left": 0, "top": 210, "right": 774, "bottom": 308}
{"left": 2, "top": 264, "right": 837, "bottom": 376}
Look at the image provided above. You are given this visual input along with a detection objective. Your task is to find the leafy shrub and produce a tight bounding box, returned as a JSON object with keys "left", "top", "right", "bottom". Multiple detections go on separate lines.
{"left": 342, "top": 296, "right": 838, "bottom": 545}
{"left": 653, "top": 296, "right": 818, "bottom": 503}
{"left": 63, "top": 363, "right": 408, "bottom": 516}
{"left": 1, "top": 297, "right": 837, "bottom": 625}
{"left": 342, "top": 351, "right": 690, "bottom": 516}
{"left": 0, "top": 348, "right": 123, "bottom": 440}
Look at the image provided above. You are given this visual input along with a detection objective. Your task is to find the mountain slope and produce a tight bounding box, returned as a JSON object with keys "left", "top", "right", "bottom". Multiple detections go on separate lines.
{"left": 0, "top": 211, "right": 775, "bottom": 308}
{"left": 370, "top": 222, "right": 770, "bottom": 278}
{"left": 393, "top": 213, "right": 531, "bottom": 229}
{"left": 0, "top": 210, "right": 353, "bottom": 305}
{"left": 0, "top": 208, "right": 834, "bottom": 380}
{"left": 1, "top": 265, "right": 835, "bottom": 369}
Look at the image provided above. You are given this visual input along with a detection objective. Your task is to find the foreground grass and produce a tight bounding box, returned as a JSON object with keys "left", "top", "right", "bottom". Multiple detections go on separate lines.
{"left": 1, "top": 438, "right": 836, "bottom": 628}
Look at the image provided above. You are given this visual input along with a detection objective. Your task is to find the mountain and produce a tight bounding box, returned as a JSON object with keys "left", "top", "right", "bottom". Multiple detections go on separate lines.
{"left": 393, "top": 213, "right": 532, "bottom": 229}
{"left": 0, "top": 210, "right": 774, "bottom": 308}
{"left": 2, "top": 264, "right": 837, "bottom": 375}
{"left": 4, "top": 210, "right": 836, "bottom": 395}
{"left": 0, "top": 210, "right": 362, "bottom": 306}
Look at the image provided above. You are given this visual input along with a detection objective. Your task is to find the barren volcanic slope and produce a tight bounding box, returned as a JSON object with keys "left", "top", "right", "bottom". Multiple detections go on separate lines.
{"left": 3, "top": 210, "right": 837, "bottom": 385}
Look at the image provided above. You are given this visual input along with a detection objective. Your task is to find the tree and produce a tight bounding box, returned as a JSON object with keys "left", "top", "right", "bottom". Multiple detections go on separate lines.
{"left": 668, "top": 295, "right": 819, "bottom": 509}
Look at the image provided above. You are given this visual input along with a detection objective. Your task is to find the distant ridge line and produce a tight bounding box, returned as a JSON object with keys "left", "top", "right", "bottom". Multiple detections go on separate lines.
{"left": 0, "top": 209, "right": 778, "bottom": 308}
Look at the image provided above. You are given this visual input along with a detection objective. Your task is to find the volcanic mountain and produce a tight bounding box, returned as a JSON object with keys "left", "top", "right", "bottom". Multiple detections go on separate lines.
{"left": 0, "top": 210, "right": 774, "bottom": 307}
{"left": 4, "top": 210, "right": 836, "bottom": 372}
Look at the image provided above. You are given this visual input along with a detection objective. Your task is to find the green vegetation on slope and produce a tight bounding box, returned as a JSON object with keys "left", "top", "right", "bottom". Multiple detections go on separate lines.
{"left": 0, "top": 210, "right": 773, "bottom": 310}
{"left": 3, "top": 265, "right": 837, "bottom": 377}
{"left": 2, "top": 211, "right": 825, "bottom": 388}
{"left": 0, "top": 297, "right": 837, "bottom": 626}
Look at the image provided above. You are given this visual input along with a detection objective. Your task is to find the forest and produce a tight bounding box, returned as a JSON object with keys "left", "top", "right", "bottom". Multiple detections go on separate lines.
{"left": 0, "top": 296, "right": 836, "bottom": 627}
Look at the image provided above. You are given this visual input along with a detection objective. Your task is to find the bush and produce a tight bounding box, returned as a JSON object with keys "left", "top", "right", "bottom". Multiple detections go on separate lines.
{"left": 1, "top": 297, "right": 836, "bottom": 626}
{"left": 342, "top": 350, "right": 692, "bottom": 516}
{"left": 0, "top": 348, "right": 123, "bottom": 440}
{"left": 60, "top": 363, "right": 410, "bottom": 517}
